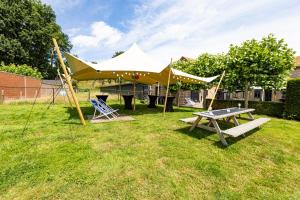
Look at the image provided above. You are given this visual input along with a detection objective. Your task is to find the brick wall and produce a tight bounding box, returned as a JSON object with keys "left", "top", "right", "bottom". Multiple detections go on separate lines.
{"left": 0, "top": 72, "right": 41, "bottom": 100}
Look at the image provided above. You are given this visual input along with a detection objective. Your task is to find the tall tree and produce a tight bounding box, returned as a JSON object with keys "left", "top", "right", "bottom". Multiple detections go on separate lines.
{"left": 226, "top": 34, "right": 295, "bottom": 108}
{"left": 0, "top": 0, "right": 72, "bottom": 78}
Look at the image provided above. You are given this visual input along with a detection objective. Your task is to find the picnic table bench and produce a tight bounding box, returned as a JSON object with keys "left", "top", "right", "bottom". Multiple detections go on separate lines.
{"left": 189, "top": 107, "right": 270, "bottom": 146}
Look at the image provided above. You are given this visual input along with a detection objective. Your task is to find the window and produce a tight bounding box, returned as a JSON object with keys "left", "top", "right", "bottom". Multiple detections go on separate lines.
{"left": 254, "top": 89, "right": 261, "bottom": 99}
{"left": 281, "top": 89, "right": 286, "bottom": 99}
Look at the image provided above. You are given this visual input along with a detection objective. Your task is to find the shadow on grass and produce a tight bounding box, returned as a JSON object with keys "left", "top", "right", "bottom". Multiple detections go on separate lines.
{"left": 66, "top": 103, "right": 198, "bottom": 119}
{"left": 176, "top": 120, "right": 259, "bottom": 148}
{"left": 175, "top": 126, "right": 216, "bottom": 141}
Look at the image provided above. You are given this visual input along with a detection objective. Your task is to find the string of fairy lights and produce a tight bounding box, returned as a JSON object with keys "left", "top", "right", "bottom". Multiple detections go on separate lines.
{"left": 96, "top": 70, "right": 204, "bottom": 84}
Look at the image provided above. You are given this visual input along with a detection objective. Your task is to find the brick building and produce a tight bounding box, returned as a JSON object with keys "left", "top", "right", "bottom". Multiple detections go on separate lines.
{"left": 290, "top": 56, "right": 300, "bottom": 78}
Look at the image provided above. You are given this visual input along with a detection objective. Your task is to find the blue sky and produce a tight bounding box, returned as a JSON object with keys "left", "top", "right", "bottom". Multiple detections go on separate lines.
{"left": 42, "top": 0, "right": 300, "bottom": 63}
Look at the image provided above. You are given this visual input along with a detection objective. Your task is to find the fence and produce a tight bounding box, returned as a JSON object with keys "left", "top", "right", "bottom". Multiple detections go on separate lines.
{"left": 0, "top": 83, "right": 207, "bottom": 106}
{"left": 0, "top": 85, "right": 67, "bottom": 104}
{"left": 0, "top": 84, "right": 149, "bottom": 104}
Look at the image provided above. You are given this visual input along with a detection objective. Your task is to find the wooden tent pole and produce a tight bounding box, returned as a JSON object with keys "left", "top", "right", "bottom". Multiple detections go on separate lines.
{"left": 177, "top": 81, "right": 181, "bottom": 107}
{"left": 57, "top": 68, "right": 73, "bottom": 107}
{"left": 133, "top": 80, "right": 136, "bottom": 111}
{"left": 119, "top": 77, "right": 122, "bottom": 105}
{"left": 163, "top": 59, "right": 173, "bottom": 116}
{"left": 208, "top": 70, "right": 225, "bottom": 111}
{"left": 157, "top": 82, "right": 160, "bottom": 104}
{"left": 52, "top": 38, "right": 86, "bottom": 125}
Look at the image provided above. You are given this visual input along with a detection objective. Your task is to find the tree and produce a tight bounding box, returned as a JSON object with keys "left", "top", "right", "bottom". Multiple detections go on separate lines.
{"left": 0, "top": 0, "right": 72, "bottom": 79}
{"left": 226, "top": 34, "right": 295, "bottom": 108}
{"left": 172, "top": 53, "right": 226, "bottom": 91}
{"left": 112, "top": 51, "right": 124, "bottom": 58}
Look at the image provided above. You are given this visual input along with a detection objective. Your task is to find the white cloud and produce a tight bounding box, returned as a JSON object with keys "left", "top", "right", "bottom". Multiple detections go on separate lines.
{"left": 71, "top": 21, "right": 123, "bottom": 54}
{"left": 65, "top": 28, "right": 81, "bottom": 37}
{"left": 69, "top": 0, "right": 300, "bottom": 62}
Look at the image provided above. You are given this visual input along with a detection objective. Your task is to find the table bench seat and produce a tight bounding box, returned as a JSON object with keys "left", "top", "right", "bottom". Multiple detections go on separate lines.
{"left": 222, "top": 118, "right": 270, "bottom": 137}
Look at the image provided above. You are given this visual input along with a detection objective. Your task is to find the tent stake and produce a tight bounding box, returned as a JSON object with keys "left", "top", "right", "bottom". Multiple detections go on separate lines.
{"left": 163, "top": 59, "right": 173, "bottom": 116}
{"left": 208, "top": 71, "right": 225, "bottom": 111}
{"left": 52, "top": 38, "right": 86, "bottom": 125}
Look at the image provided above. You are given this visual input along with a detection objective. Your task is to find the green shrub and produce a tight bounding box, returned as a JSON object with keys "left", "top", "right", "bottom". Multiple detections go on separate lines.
{"left": 0, "top": 63, "right": 43, "bottom": 79}
{"left": 206, "top": 99, "right": 284, "bottom": 118}
{"left": 284, "top": 78, "right": 300, "bottom": 120}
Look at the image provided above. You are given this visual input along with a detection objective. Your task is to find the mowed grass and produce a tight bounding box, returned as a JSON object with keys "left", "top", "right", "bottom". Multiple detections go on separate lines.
{"left": 0, "top": 101, "right": 300, "bottom": 199}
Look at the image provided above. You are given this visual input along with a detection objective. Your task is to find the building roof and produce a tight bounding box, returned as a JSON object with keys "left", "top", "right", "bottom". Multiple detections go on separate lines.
{"left": 179, "top": 56, "right": 195, "bottom": 62}
{"left": 295, "top": 56, "right": 300, "bottom": 67}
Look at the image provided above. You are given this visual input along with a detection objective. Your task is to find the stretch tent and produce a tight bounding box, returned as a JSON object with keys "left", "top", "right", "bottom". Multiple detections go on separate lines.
{"left": 65, "top": 43, "right": 219, "bottom": 85}
{"left": 65, "top": 43, "right": 220, "bottom": 113}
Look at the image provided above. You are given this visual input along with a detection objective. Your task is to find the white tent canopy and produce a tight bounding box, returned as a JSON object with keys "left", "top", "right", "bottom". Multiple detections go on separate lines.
{"left": 94, "top": 43, "right": 165, "bottom": 73}
{"left": 65, "top": 43, "right": 219, "bottom": 85}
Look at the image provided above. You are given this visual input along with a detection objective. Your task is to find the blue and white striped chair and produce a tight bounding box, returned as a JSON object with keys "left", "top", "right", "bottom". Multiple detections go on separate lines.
{"left": 97, "top": 98, "right": 119, "bottom": 117}
{"left": 90, "top": 99, "right": 117, "bottom": 120}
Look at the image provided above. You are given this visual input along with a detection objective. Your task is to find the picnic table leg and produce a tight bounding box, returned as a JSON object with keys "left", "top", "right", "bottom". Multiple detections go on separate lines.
{"left": 208, "top": 120, "right": 213, "bottom": 127}
{"left": 226, "top": 117, "right": 231, "bottom": 123}
{"left": 211, "top": 119, "right": 228, "bottom": 146}
{"left": 247, "top": 112, "right": 254, "bottom": 120}
{"left": 232, "top": 116, "right": 240, "bottom": 126}
{"left": 189, "top": 116, "right": 202, "bottom": 131}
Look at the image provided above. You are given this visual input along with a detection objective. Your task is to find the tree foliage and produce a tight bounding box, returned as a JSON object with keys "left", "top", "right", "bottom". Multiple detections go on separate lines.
{"left": 226, "top": 34, "right": 295, "bottom": 107}
{"left": 284, "top": 78, "right": 300, "bottom": 120}
{"left": 0, "top": 63, "right": 43, "bottom": 79}
{"left": 173, "top": 34, "right": 295, "bottom": 108}
{"left": 226, "top": 34, "right": 295, "bottom": 91}
{"left": 0, "top": 0, "right": 72, "bottom": 79}
{"left": 172, "top": 53, "right": 226, "bottom": 91}
{"left": 112, "top": 51, "right": 124, "bottom": 58}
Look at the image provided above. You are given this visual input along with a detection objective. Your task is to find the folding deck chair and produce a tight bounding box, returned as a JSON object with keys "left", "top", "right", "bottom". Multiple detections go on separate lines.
{"left": 184, "top": 98, "right": 196, "bottom": 107}
{"left": 97, "top": 98, "right": 119, "bottom": 116}
{"left": 90, "top": 99, "right": 117, "bottom": 120}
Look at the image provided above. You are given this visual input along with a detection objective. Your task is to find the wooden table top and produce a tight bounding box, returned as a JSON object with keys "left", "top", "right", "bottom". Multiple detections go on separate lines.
{"left": 193, "top": 108, "right": 255, "bottom": 119}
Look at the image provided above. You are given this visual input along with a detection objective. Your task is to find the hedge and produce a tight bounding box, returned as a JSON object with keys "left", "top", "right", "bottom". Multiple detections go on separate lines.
{"left": 284, "top": 78, "right": 300, "bottom": 120}
{"left": 0, "top": 63, "right": 43, "bottom": 79}
{"left": 205, "top": 99, "right": 284, "bottom": 118}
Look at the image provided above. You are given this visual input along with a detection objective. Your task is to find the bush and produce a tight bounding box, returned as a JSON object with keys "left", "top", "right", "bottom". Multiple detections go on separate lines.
{"left": 284, "top": 78, "right": 300, "bottom": 120}
{"left": 206, "top": 99, "right": 284, "bottom": 118}
{"left": 0, "top": 63, "right": 43, "bottom": 79}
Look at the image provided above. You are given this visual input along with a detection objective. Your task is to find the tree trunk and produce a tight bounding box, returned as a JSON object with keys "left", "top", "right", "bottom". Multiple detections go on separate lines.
{"left": 244, "top": 83, "right": 250, "bottom": 108}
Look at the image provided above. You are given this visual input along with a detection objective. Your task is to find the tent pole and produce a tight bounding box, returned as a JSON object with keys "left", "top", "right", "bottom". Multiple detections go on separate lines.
{"left": 208, "top": 70, "right": 225, "bottom": 111}
{"left": 157, "top": 82, "right": 160, "bottom": 104}
{"left": 133, "top": 80, "right": 136, "bottom": 111}
{"left": 177, "top": 81, "right": 181, "bottom": 107}
{"left": 119, "top": 77, "right": 122, "bottom": 105}
{"left": 52, "top": 38, "right": 86, "bottom": 125}
{"left": 163, "top": 59, "right": 173, "bottom": 116}
{"left": 57, "top": 68, "right": 73, "bottom": 107}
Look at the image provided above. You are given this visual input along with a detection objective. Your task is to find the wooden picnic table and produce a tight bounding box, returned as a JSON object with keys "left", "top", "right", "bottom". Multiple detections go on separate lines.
{"left": 189, "top": 107, "right": 270, "bottom": 146}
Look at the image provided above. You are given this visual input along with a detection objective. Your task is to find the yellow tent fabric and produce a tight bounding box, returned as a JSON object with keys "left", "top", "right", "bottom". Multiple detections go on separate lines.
{"left": 65, "top": 44, "right": 219, "bottom": 85}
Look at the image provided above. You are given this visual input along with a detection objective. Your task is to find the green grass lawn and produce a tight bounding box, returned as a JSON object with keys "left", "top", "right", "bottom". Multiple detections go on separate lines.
{"left": 0, "top": 101, "right": 300, "bottom": 199}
